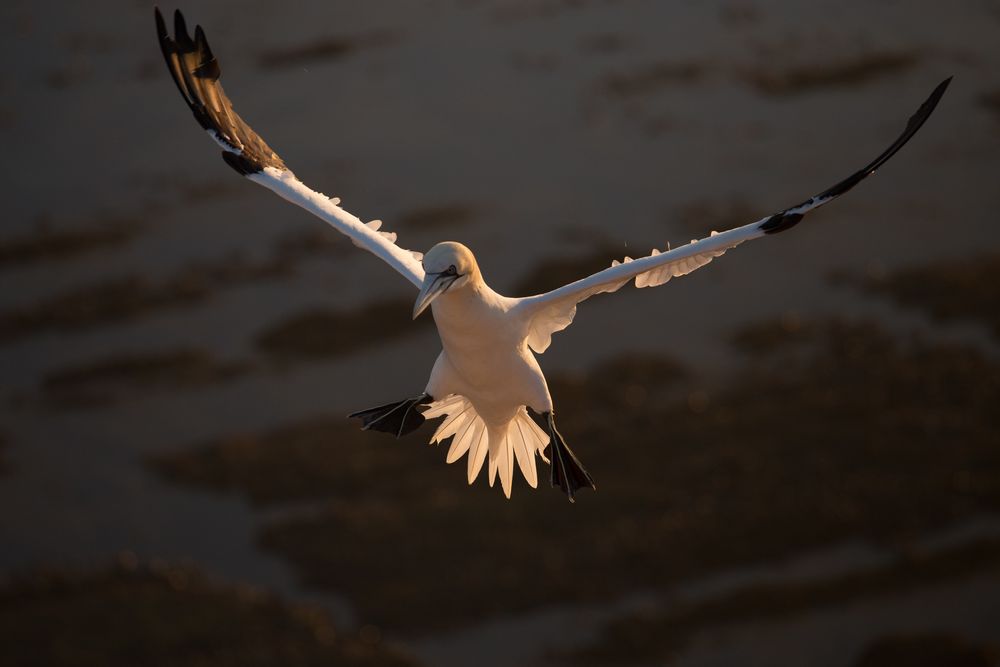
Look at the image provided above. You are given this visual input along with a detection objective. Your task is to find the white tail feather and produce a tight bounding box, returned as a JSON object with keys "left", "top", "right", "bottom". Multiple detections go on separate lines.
{"left": 489, "top": 448, "right": 498, "bottom": 488}
{"left": 448, "top": 413, "right": 479, "bottom": 464}
{"left": 494, "top": 432, "right": 514, "bottom": 498}
{"left": 445, "top": 412, "right": 475, "bottom": 463}
{"left": 511, "top": 417, "right": 538, "bottom": 488}
{"left": 421, "top": 396, "right": 549, "bottom": 498}
{"left": 467, "top": 420, "right": 488, "bottom": 483}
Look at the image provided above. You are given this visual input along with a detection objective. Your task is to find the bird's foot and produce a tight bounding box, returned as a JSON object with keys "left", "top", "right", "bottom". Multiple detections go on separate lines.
{"left": 348, "top": 393, "right": 433, "bottom": 438}
{"left": 542, "top": 412, "right": 596, "bottom": 503}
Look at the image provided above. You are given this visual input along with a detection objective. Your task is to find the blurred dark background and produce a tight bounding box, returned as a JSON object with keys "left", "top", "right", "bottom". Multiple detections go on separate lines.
{"left": 1, "top": 1, "right": 998, "bottom": 665}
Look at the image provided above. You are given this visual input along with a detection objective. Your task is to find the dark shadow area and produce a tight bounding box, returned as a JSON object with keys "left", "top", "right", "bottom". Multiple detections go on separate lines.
{"left": 0, "top": 218, "right": 139, "bottom": 269}
{"left": 254, "top": 297, "right": 428, "bottom": 363}
{"left": 0, "top": 559, "right": 420, "bottom": 667}
{"left": 598, "top": 61, "right": 707, "bottom": 99}
{"left": 397, "top": 204, "right": 478, "bottom": 231}
{"left": 258, "top": 32, "right": 399, "bottom": 70}
{"left": 743, "top": 51, "right": 919, "bottom": 96}
{"left": 979, "top": 89, "right": 1000, "bottom": 119}
{"left": 0, "top": 256, "right": 289, "bottom": 342}
{"left": 39, "top": 348, "right": 251, "bottom": 409}
{"left": 835, "top": 254, "right": 1000, "bottom": 338}
{"left": 854, "top": 633, "right": 997, "bottom": 667}
{"left": 568, "top": 538, "right": 1000, "bottom": 665}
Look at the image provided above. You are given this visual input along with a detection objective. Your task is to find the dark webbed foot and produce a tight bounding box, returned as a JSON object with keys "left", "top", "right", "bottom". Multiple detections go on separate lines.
{"left": 534, "top": 411, "right": 596, "bottom": 502}
{"left": 348, "top": 393, "right": 433, "bottom": 438}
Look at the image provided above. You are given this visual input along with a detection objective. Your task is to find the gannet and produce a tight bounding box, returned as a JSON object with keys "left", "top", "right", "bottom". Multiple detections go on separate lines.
{"left": 155, "top": 9, "right": 950, "bottom": 501}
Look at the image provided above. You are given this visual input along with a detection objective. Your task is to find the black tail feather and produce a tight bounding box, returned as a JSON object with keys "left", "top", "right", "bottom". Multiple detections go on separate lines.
{"left": 348, "top": 393, "right": 432, "bottom": 438}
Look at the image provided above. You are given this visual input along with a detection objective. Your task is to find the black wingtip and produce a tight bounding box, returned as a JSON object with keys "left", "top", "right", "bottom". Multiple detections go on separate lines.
{"left": 927, "top": 78, "right": 952, "bottom": 112}
{"left": 174, "top": 9, "right": 193, "bottom": 47}
{"left": 192, "top": 25, "right": 220, "bottom": 80}
{"left": 911, "top": 76, "right": 952, "bottom": 127}
{"left": 221, "top": 151, "right": 257, "bottom": 175}
{"left": 759, "top": 212, "right": 803, "bottom": 234}
{"left": 760, "top": 78, "right": 951, "bottom": 235}
{"left": 194, "top": 25, "right": 211, "bottom": 56}
{"left": 154, "top": 8, "right": 291, "bottom": 176}
{"left": 924, "top": 76, "right": 952, "bottom": 115}
{"left": 154, "top": 6, "right": 166, "bottom": 35}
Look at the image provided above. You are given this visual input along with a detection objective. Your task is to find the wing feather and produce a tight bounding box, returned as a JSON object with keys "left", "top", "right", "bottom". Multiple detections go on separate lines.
{"left": 516, "top": 78, "right": 951, "bottom": 353}
{"left": 155, "top": 8, "right": 424, "bottom": 288}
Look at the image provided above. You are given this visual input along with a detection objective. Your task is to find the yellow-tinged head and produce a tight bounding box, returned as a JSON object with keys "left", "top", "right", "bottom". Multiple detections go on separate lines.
{"left": 412, "top": 242, "right": 480, "bottom": 319}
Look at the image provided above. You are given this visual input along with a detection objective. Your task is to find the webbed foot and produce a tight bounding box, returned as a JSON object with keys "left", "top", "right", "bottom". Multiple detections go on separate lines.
{"left": 348, "top": 393, "right": 433, "bottom": 438}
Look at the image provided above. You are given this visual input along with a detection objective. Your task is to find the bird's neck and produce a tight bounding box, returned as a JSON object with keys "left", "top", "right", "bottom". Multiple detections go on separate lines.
{"left": 443, "top": 275, "right": 492, "bottom": 308}
{"left": 431, "top": 275, "right": 504, "bottom": 324}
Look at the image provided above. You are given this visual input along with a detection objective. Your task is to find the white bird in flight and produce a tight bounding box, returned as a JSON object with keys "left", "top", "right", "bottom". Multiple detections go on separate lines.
{"left": 156, "top": 9, "right": 950, "bottom": 501}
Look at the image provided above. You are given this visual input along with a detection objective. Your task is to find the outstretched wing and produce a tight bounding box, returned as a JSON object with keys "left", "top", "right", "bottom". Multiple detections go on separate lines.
{"left": 155, "top": 8, "right": 425, "bottom": 288}
{"left": 516, "top": 78, "right": 951, "bottom": 353}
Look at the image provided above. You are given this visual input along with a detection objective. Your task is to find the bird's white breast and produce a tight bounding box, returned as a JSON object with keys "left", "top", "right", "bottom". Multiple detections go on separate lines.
{"left": 429, "top": 285, "right": 551, "bottom": 424}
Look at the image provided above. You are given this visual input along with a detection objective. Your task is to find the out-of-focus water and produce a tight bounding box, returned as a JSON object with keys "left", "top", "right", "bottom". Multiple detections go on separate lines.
{"left": 1, "top": 1, "right": 998, "bottom": 664}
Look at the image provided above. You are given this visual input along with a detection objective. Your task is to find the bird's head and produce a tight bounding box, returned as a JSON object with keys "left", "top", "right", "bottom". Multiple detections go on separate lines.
{"left": 412, "top": 241, "right": 479, "bottom": 319}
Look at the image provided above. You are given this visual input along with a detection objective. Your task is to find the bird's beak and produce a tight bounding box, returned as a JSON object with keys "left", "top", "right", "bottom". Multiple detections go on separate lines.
{"left": 412, "top": 272, "right": 457, "bottom": 319}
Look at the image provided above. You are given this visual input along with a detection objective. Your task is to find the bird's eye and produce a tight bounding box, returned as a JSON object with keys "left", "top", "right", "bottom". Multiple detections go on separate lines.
{"left": 446, "top": 265, "right": 457, "bottom": 275}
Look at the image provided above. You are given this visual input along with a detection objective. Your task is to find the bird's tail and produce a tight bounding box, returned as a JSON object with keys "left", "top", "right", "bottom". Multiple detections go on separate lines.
{"left": 421, "top": 395, "right": 549, "bottom": 498}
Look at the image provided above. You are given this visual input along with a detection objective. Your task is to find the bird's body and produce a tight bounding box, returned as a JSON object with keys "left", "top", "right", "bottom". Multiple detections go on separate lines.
{"left": 155, "top": 8, "right": 950, "bottom": 501}
{"left": 429, "top": 291, "right": 551, "bottom": 424}
{"left": 416, "top": 243, "right": 559, "bottom": 497}
{"left": 425, "top": 247, "right": 548, "bottom": 410}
